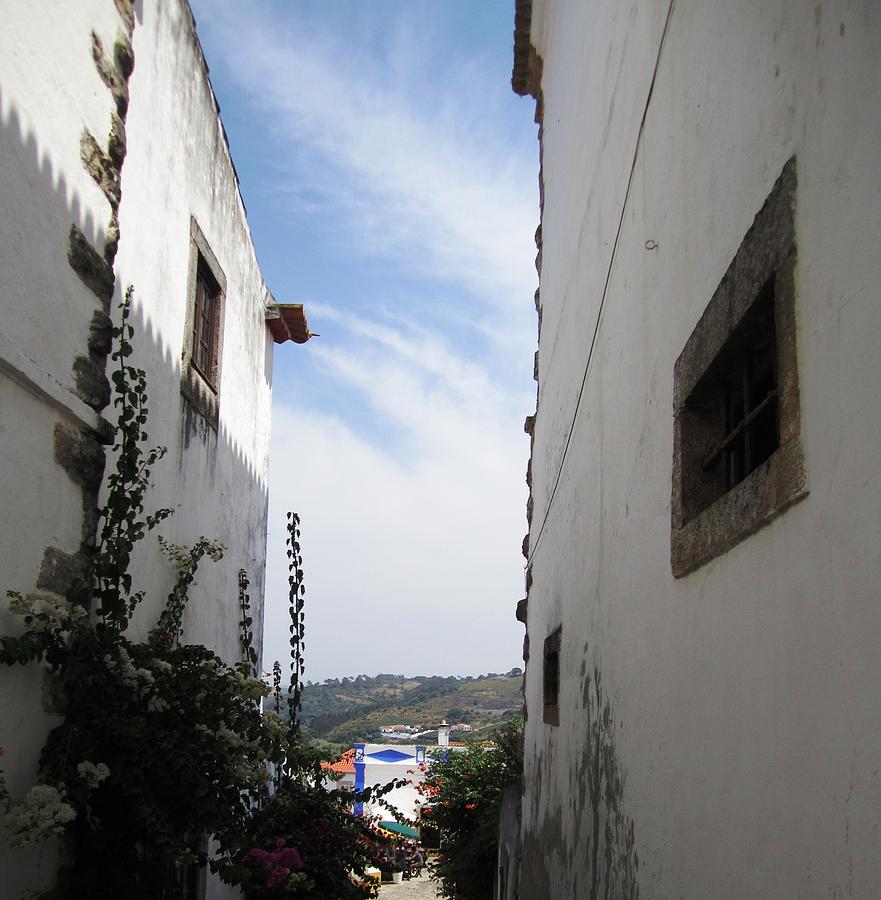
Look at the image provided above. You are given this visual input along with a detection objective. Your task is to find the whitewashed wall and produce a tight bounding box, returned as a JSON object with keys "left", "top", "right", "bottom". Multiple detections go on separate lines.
{"left": 356, "top": 745, "right": 430, "bottom": 822}
{"left": 115, "top": 0, "right": 273, "bottom": 666}
{"left": 0, "top": 1, "right": 276, "bottom": 897}
{"left": 361, "top": 764, "right": 424, "bottom": 823}
{"left": 518, "top": 1, "right": 881, "bottom": 897}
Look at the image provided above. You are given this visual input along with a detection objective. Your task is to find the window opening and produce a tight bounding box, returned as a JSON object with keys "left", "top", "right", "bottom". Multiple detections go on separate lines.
{"left": 181, "top": 218, "right": 226, "bottom": 429}
{"left": 191, "top": 257, "right": 221, "bottom": 388}
{"left": 684, "top": 277, "right": 780, "bottom": 521}
{"left": 670, "top": 156, "right": 806, "bottom": 577}
{"left": 543, "top": 627, "right": 561, "bottom": 726}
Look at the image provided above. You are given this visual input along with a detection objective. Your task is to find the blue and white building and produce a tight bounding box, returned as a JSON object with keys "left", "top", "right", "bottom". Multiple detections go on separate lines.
{"left": 351, "top": 743, "right": 430, "bottom": 821}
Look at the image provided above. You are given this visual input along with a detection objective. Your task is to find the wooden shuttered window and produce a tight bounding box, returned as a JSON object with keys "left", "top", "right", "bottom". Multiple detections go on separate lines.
{"left": 191, "top": 257, "right": 221, "bottom": 388}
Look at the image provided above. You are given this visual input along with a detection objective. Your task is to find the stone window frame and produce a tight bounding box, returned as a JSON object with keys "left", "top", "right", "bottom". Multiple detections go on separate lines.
{"left": 181, "top": 217, "right": 225, "bottom": 429}
{"left": 542, "top": 626, "right": 561, "bottom": 726}
{"left": 671, "top": 158, "right": 806, "bottom": 578}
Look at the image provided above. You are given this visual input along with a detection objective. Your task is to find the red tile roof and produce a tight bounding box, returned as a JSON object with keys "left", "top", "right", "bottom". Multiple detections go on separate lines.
{"left": 321, "top": 748, "right": 356, "bottom": 775}
{"left": 267, "top": 303, "right": 313, "bottom": 344}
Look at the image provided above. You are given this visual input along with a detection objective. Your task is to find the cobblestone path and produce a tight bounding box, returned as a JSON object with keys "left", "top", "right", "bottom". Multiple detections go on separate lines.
{"left": 377, "top": 869, "right": 441, "bottom": 898}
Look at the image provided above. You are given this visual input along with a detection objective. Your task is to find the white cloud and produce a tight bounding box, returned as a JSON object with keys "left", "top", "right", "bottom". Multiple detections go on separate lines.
{"left": 263, "top": 320, "right": 529, "bottom": 680}
{"left": 306, "top": 304, "right": 522, "bottom": 459}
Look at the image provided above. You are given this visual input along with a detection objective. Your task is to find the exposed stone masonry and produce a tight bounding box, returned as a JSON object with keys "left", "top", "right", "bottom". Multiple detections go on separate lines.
{"left": 40, "top": 1, "right": 138, "bottom": 606}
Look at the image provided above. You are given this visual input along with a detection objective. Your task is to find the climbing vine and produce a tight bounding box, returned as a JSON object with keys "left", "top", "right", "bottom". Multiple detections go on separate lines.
{"left": 286, "top": 511, "right": 306, "bottom": 730}
{"left": 239, "top": 568, "right": 258, "bottom": 678}
{"left": 92, "top": 285, "right": 173, "bottom": 630}
{"left": 218, "top": 514, "right": 397, "bottom": 899}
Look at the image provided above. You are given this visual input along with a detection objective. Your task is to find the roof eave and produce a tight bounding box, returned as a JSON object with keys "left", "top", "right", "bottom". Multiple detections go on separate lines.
{"left": 266, "top": 303, "right": 314, "bottom": 345}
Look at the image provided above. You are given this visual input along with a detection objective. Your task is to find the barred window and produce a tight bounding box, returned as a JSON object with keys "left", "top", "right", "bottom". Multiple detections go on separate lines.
{"left": 671, "top": 158, "right": 806, "bottom": 577}
{"left": 681, "top": 277, "right": 779, "bottom": 523}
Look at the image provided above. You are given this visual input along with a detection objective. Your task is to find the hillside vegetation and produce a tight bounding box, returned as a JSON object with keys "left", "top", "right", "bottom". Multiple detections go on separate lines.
{"left": 298, "top": 671, "right": 523, "bottom": 745}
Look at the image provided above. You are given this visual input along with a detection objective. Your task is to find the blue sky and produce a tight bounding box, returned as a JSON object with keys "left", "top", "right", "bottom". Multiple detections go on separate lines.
{"left": 190, "top": 1, "right": 539, "bottom": 681}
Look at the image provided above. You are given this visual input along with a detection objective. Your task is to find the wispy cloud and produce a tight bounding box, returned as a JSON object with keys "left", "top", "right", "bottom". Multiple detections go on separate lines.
{"left": 309, "top": 303, "right": 517, "bottom": 437}
{"left": 195, "top": 2, "right": 538, "bottom": 310}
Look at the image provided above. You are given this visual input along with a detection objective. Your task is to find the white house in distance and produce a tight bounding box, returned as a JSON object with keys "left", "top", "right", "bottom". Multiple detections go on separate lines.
{"left": 511, "top": 1, "right": 881, "bottom": 898}
{"left": 352, "top": 744, "right": 428, "bottom": 824}
{"left": 323, "top": 723, "right": 455, "bottom": 827}
{"left": 0, "top": 1, "right": 309, "bottom": 897}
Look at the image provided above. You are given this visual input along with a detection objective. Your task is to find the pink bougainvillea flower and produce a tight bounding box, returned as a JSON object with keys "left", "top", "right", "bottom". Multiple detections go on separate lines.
{"left": 266, "top": 864, "right": 288, "bottom": 887}
{"left": 311, "top": 819, "right": 331, "bottom": 838}
{"left": 277, "top": 847, "right": 304, "bottom": 870}
{"left": 245, "top": 843, "right": 304, "bottom": 887}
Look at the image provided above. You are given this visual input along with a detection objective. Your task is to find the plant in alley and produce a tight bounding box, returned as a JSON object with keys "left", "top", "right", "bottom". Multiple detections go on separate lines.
{"left": 219, "top": 745, "right": 381, "bottom": 899}
{"left": 419, "top": 720, "right": 522, "bottom": 900}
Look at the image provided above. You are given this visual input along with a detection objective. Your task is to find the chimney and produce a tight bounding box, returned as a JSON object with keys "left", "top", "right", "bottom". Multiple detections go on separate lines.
{"left": 436, "top": 720, "right": 451, "bottom": 747}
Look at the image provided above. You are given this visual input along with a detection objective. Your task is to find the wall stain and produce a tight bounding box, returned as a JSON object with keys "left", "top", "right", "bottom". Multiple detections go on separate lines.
{"left": 578, "top": 666, "right": 639, "bottom": 900}
{"left": 519, "top": 664, "right": 639, "bottom": 899}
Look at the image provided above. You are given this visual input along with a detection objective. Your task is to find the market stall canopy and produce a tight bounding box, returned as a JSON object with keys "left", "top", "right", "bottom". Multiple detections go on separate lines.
{"left": 378, "top": 821, "right": 420, "bottom": 840}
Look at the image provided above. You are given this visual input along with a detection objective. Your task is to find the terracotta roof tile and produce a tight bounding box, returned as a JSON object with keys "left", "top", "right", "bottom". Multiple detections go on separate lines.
{"left": 321, "top": 747, "right": 356, "bottom": 775}
{"left": 267, "top": 303, "right": 313, "bottom": 344}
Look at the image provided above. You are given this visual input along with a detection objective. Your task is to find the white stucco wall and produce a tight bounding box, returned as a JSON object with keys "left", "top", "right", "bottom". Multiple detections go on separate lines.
{"left": 363, "top": 765, "right": 424, "bottom": 823}
{"left": 519, "top": 1, "right": 881, "bottom": 897}
{"left": 356, "top": 745, "right": 430, "bottom": 823}
{"left": 113, "top": 0, "right": 273, "bottom": 667}
{"left": 0, "top": 2, "right": 277, "bottom": 897}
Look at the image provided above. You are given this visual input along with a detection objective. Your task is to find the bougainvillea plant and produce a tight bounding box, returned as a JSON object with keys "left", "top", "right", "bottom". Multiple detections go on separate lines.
{"left": 418, "top": 720, "right": 523, "bottom": 900}
{"left": 218, "top": 743, "right": 383, "bottom": 900}
{"left": 0, "top": 289, "right": 287, "bottom": 898}
{"left": 1, "top": 288, "right": 411, "bottom": 899}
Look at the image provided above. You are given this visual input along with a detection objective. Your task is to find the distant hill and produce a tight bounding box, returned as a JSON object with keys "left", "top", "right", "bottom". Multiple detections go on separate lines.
{"left": 296, "top": 670, "right": 523, "bottom": 745}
